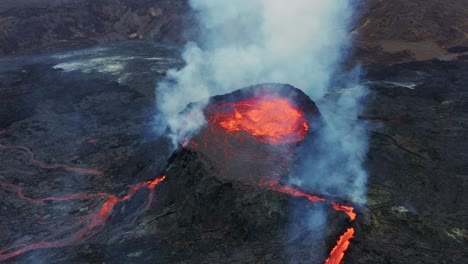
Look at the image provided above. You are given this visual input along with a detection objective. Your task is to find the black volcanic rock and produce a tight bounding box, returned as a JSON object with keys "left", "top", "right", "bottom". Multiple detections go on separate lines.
{"left": 346, "top": 59, "right": 468, "bottom": 264}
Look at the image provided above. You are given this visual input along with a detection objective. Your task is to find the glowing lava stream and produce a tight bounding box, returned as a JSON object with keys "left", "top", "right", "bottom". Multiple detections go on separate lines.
{"left": 0, "top": 176, "right": 166, "bottom": 261}
{"left": 266, "top": 180, "right": 325, "bottom": 202}
{"left": 268, "top": 182, "right": 355, "bottom": 264}
{"left": 331, "top": 202, "right": 357, "bottom": 221}
{"left": 325, "top": 228, "right": 355, "bottom": 264}
{"left": 0, "top": 129, "right": 166, "bottom": 261}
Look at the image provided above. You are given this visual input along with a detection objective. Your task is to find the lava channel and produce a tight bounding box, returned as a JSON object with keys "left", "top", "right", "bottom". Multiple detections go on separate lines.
{"left": 325, "top": 228, "right": 355, "bottom": 264}
{"left": 0, "top": 130, "right": 166, "bottom": 261}
{"left": 0, "top": 176, "right": 166, "bottom": 261}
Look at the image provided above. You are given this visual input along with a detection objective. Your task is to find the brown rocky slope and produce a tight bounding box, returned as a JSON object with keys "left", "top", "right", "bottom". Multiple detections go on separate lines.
{"left": 0, "top": 0, "right": 196, "bottom": 56}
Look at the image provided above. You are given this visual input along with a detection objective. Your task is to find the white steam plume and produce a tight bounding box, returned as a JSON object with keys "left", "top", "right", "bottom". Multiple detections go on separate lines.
{"left": 156, "top": 0, "right": 367, "bottom": 202}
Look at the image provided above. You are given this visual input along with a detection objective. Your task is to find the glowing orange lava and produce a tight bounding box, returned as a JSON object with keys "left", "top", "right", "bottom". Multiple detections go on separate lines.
{"left": 266, "top": 180, "right": 325, "bottom": 202}
{"left": 331, "top": 202, "right": 356, "bottom": 221}
{"left": 0, "top": 176, "right": 166, "bottom": 261}
{"left": 0, "top": 130, "right": 167, "bottom": 261}
{"left": 207, "top": 97, "right": 309, "bottom": 144}
{"left": 325, "top": 228, "right": 355, "bottom": 264}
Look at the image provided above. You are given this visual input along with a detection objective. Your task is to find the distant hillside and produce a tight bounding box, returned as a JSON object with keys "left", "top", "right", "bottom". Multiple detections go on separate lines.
{"left": 0, "top": 0, "right": 467, "bottom": 64}
{"left": 0, "top": 0, "right": 196, "bottom": 55}
{"left": 354, "top": 0, "right": 468, "bottom": 64}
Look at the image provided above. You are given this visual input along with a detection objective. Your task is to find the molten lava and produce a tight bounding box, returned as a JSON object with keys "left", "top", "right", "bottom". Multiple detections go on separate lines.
{"left": 325, "top": 228, "right": 355, "bottom": 264}
{"left": 0, "top": 175, "right": 166, "bottom": 261}
{"left": 0, "top": 129, "right": 166, "bottom": 261}
{"left": 0, "top": 176, "right": 166, "bottom": 261}
{"left": 266, "top": 180, "right": 325, "bottom": 202}
{"left": 331, "top": 202, "right": 357, "bottom": 221}
{"left": 189, "top": 96, "right": 310, "bottom": 186}
{"left": 206, "top": 96, "right": 309, "bottom": 144}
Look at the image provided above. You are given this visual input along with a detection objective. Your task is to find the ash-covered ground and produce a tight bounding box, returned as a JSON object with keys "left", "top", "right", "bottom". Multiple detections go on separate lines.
{"left": 0, "top": 42, "right": 467, "bottom": 263}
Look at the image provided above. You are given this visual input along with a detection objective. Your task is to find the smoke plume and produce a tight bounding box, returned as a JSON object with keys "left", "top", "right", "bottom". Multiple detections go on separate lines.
{"left": 156, "top": 0, "right": 367, "bottom": 201}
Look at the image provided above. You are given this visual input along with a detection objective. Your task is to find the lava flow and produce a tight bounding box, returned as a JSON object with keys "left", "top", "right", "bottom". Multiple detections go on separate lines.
{"left": 0, "top": 176, "right": 166, "bottom": 261}
{"left": 325, "top": 228, "right": 355, "bottom": 264}
{"left": 187, "top": 91, "right": 356, "bottom": 264}
{"left": 332, "top": 202, "right": 357, "bottom": 221}
{"left": 0, "top": 130, "right": 166, "bottom": 261}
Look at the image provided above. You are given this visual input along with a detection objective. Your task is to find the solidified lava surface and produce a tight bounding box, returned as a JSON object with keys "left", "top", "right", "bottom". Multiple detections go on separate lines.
{"left": 0, "top": 45, "right": 180, "bottom": 263}
{"left": 0, "top": 44, "right": 467, "bottom": 263}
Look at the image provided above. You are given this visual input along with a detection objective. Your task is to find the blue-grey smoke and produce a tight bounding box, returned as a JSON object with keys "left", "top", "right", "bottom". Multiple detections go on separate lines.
{"left": 156, "top": 0, "right": 367, "bottom": 200}
{"left": 292, "top": 71, "right": 369, "bottom": 203}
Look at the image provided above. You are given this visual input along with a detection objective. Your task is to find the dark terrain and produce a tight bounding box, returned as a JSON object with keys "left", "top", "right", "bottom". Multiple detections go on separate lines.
{"left": 349, "top": 59, "right": 468, "bottom": 263}
{"left": 0, "top": 42, "right": 466, "bottom": 263}
{"left": 0, "top": 0, "right": 467, "bottom": 263}
{"left": 354, "top": 0, "right": 468, "bottom": 64}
